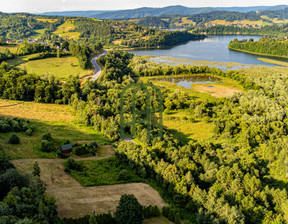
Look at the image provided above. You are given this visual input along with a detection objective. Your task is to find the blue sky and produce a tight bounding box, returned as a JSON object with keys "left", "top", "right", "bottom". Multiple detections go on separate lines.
{"left": 1, "top": 0, "right": 287, "bottom": 13}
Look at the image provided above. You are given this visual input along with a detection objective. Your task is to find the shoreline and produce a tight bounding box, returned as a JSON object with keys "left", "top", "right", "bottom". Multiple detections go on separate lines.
{"left": 228, "top": 46, "right": 288, "bottom": 60}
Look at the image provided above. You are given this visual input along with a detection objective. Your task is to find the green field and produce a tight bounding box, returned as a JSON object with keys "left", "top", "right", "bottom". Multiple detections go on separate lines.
{"left": 53, "top": 20, "right": 80, "bottom": 40}
{"left": 17, "top": 56, "right": 93, "bottom": 80}
{"left": 70, "top": 157, "right": 142, "bottom": 186}
{"left": 29, "top": 28, "right": 47, "bottom": 39}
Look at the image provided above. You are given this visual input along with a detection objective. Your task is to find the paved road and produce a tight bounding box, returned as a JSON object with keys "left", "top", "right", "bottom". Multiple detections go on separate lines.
{"left": 90, "top": 50, "right": 108, "bottom": 81}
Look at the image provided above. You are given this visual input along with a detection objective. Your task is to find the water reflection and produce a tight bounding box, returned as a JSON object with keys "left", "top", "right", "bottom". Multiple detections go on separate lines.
{"left": 150, "top": 75, "right": 222, "bottom": 89}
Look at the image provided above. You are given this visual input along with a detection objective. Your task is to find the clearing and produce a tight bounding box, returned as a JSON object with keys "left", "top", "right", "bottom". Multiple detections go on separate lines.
{"left": 17, "top": 56, "right": 93, "bottom": 80}
{"left": 12, "top": 158, "right": 168, "bottom": 218}
{"left": 191, "top": 83, "right": 243, "bottom": 98}
{"left": 53, "top": 20, "right": 80, "bottom": 40}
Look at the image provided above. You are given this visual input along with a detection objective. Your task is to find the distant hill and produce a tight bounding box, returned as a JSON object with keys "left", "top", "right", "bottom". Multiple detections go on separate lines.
{"left": 39, "top": 5, "right": 288, "bottom": 19}
{"left": 92, "top": 5, "right": 288, "bottom": 19}
{"left": 39, "top": 10, "right": 113, "bottom": 17}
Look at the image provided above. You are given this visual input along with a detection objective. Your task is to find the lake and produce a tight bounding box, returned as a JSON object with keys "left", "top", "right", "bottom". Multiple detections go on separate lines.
{"left": 151, "top": 75, "right": 222, "bottom": 89}
{"left": 130, "top": 35, "right": 285, "bottom": 66}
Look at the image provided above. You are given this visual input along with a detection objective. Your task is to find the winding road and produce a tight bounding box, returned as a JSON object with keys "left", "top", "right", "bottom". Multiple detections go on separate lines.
{"left": 90, "top": 50, "right": 108, "bottom": 81}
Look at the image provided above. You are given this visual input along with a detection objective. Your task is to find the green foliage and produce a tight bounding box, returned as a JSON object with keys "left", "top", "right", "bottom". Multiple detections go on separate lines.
{"left": 0, "top": 116, "right": 34, "bottom": 134}
{"left": 228, "top": 37, "right": 288, "bottom": 57}
{"left": 32, "top": 162, "right": 40, "bottom": 176}
{"left": 64, "top": 157, "right": 83, "bottom": 173}
{"left": 69, "top": 157, "right": 141, "bottom": 186}
{"left": 73, "top": 142, "right": 98, "bottom": 156}
{"left": 115, "top": 194, "right": 144, "bottom": 224}
{"left": 40, "top": 140, "right": 55, "bottom": 152}
{"left": 8, "top": 133, "right": 20, "bottom": 144}
{"left": 117, "top": 169, "right": 131, "bottom": 181}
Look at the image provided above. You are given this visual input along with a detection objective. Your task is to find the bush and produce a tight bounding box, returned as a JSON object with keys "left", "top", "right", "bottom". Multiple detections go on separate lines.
{"left": 64, "top": 157, "right": 83, "bottom": 172}
{"left": 117, "top": 169, "right": 131, "bottom": 181}
{"left": 25, "top": 128, "right": 33, "bottom": 136}
{"left": 73, "top": 145, "right": 90, "bottom": 156}
{"left": 8, "top": 133, "right": 20, "bottom": 144}
{"left": 40, "top": 140, "right": 55, "bottom": 152}
{"left": 41, "top": 133, "right": 53, "bottom": 141}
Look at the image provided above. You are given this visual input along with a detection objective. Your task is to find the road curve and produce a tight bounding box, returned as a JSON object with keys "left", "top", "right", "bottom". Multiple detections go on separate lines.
{"left": 90, "top": 50, "right": 108, "bottom": 81}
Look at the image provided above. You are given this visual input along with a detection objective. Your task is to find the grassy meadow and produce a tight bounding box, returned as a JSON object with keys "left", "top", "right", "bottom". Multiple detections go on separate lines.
{"left": 0, "top": 99, "right": 110, "bottom": 159}
{"left": 17, "top": 56, "right": 93, "bottom": 80}
{"left": 53, "top": 20, "right": 80, "bottom": 40}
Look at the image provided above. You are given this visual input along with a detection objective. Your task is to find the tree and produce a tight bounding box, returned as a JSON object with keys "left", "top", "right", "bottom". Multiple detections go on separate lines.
{"left": 33, "top": 162, "right": 40, "bottom": 176}
{"left": 8, "top": 133, "right": 20, "bottom": 144}
{"left": 115, "top": 194, "right": 144, "bottom": 224}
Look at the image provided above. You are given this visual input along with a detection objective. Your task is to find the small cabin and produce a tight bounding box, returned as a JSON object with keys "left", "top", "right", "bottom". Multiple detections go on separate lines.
{"left": 61, "top": 143, "right": 73, "bottom": 153}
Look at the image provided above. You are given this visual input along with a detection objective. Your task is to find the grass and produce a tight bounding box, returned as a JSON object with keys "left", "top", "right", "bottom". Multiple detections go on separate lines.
{"left": 0, "top": 45, "right": 19, "bottom": 54}
{"left": 29, "top": 28, "right": 47, "bottom": 39}
{"left": 17, "top": 56, "right": 93, "bottom": 80}
{"left": 0, "top": 99, "right": 110, "bottom": 159}
{"left": 7, "top": 53, "right": 40, "bottom": 66}
{"left": 257, "top": 58, "right": 288, "bottom": 67}
{"left": 70, "top": 157, "right": 142, "bottom": 186}
{"left": 53, "top": 20, "right": 80, "bottom": 40}
{"left": 12, "top": 158, "right": 167, "bottom": 218}
{"left": 163, "top": 109, "right": 215, "bottom": 142}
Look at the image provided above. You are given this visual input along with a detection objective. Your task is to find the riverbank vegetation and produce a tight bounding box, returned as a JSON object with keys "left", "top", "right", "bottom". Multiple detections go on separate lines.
{"left": 228, "top": 37, "right": 288, "bottom": 58}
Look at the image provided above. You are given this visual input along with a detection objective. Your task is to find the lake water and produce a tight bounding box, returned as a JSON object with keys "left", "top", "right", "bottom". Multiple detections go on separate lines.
{"left": 130, "top": 35, "right": 285, "bottom": 66}
{"left": 151, "top": 75, "right": 222, "bottom": 89}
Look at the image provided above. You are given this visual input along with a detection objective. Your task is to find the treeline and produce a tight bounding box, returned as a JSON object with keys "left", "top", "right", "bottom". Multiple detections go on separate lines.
{"left": 0, "top": 48, "right": 15, "bottom": 63}
{"left": 187, "top": 11, "right": 262, "bottom": 24}
{"left": 228, "top": 37, "right": 288, "bottom": 57}
{"left": 0, "top": 62, "right": 80, "bottom": 104}
{"left": 129, "top": 56, "right": 259, "bottom": 90}
{"left": 0, "top": 147, "right": 59, "bottom": 223}
{"left": 122, "top": 31, "right": 205, "bottom": 48}
{"left": 194, "top": 24, "right": 288, "bottom": 36}
{"left": 138, "top": 16, "right": 170, "bottom": 29}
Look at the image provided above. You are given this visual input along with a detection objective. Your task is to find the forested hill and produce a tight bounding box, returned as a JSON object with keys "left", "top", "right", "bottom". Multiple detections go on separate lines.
{"left": 90, "top": 5, "right": 288, "bottom": 19}
{"left": 228, "top": 37, "right": 288, "bottom": 58}
{"left": 187, "top": 11, "right": 262, "bottom": 24}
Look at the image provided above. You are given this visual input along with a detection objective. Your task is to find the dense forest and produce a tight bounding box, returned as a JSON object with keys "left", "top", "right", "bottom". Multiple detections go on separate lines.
{"left": 0, "top": 147, "right": 59, "bottom": 223}
{"left": 194, "top": 23, "right": 288, "bottom": 36}
{"left": 228, "top": 37, "right": 288, "bottom": 57}
{"left": 0, "top": 13, "right": 63, "bottom": 40}
{"left": 138, "top": 16, "right": 170, "bottom": 29}
{"left": 187, "top": 11, "right": 262, "bottom": 24}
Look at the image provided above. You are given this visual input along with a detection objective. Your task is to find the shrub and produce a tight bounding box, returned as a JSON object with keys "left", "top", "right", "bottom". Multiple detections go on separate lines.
{"left": 41, "top": 133, "right": 53, "bottom": 141}
{"left": 25, "top": 128, "right": 33, "bottom": 136}
{"left": 117, "top": 169, "right": 131, "bottom": 181}
{"left": 64, "top": 157, "right": 83, "bottom": 172}
{"left": 40, "top": 140, "right": 55, "bottom": 152}
{"left": 73, "top": 145, "right": 90, "bottom": 156}
{"left": 8, "top": 133, "right": 20, "bottom": 144}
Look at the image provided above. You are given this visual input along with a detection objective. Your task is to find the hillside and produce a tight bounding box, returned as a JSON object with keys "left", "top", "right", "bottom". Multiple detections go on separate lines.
{"left": 91, "top": 5, "right": 288, "bottom": 19}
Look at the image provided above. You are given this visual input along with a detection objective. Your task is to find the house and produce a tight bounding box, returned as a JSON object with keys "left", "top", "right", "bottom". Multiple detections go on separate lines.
{"left": 61, "top": 143, "right": 73, "bottom": 153}
{"left": 6, "top": 40, "right": 12, "bottom": 44}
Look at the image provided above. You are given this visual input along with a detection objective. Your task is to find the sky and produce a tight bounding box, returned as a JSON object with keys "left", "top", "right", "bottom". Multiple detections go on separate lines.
{"left": 0, "top": 0, "right": 287, "bottom": 13}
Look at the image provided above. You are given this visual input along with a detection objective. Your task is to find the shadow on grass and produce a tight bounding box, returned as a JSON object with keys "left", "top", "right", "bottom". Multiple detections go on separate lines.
{"left": 0, "top": 119, "right": 110, "bottom": 160}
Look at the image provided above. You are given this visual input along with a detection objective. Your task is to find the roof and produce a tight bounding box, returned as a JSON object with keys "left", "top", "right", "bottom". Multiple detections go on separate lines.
{"left": 61, "top": 143, "right": 73, "bottom": 151}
